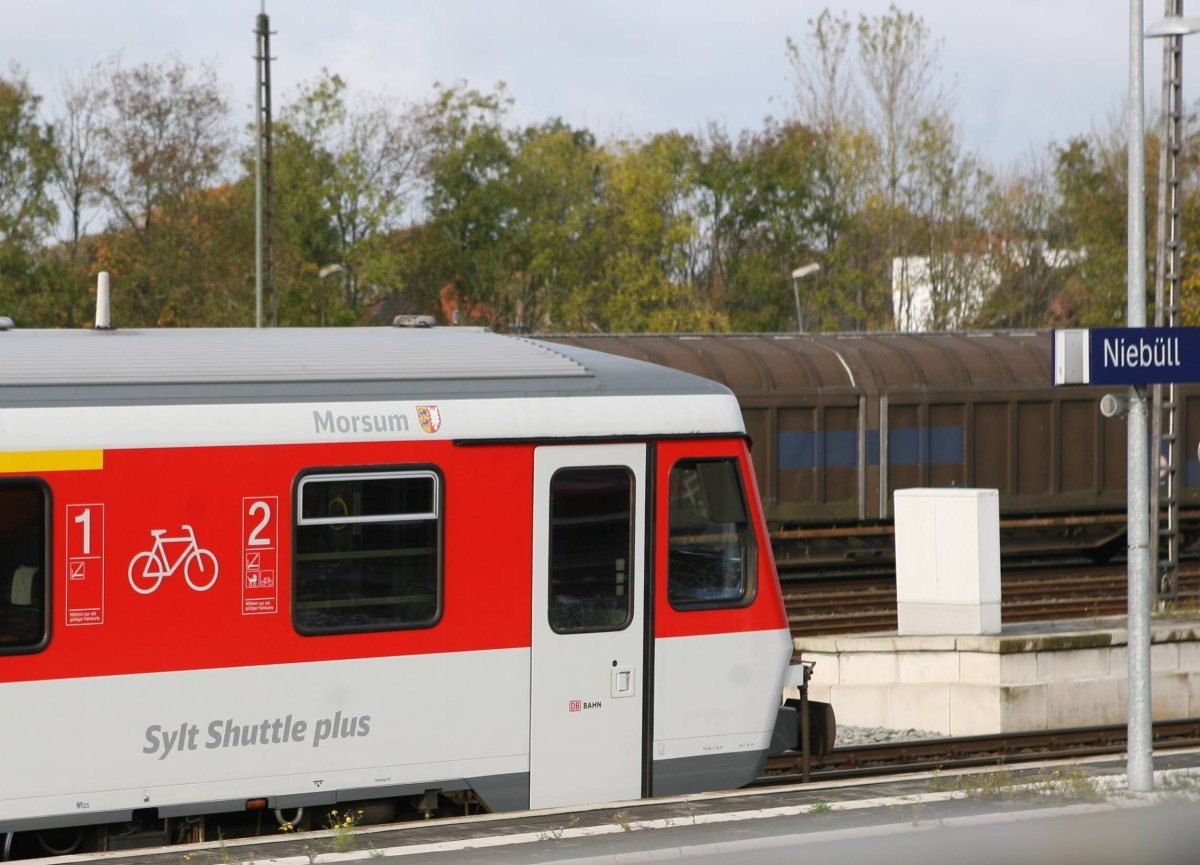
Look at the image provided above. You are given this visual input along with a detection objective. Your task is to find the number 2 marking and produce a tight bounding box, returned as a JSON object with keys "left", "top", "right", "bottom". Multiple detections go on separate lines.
{"left": 247, "top": 500, "right": 272, "bottom": 546}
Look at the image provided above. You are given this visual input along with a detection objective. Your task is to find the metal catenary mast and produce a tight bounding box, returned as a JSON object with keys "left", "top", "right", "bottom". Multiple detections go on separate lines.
{"left": 254, "top": 4, "right": 276, "bottom": 327}
{"left": 1150, "top": 0, "right": 1184, "bottom": 599}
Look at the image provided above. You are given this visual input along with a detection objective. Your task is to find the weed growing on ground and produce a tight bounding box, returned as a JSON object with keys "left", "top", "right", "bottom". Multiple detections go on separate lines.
{"left": 216, "top": 830, "right": 232, "bottom": 865}
{"left": 1037, "top": 766, "right": 1106, "bottom": 803}
{"left": 325, "top": 809, "right": 363, "bottom": 853}
{"left": 1152, "top": 598, "right": 1200, "bottom": 619}
{"left": 928, "top": 764, "right": 1021, "bottom": 800}
{"left": 278, "top": 817, "right": 320, "bottom": 863}
{"left": 1158, "top": 772, "right": 1200, "bottom": 800}
{"left": 894, "top": 793, "right": 926, "bottom": 826}
{"left": 929, "top": 763, "right": 1105, "bottom": 803}
{"left": 538, "top": 814, "right": 583, "bottom": 841}
{"left": 808, "top": 801, "right": 832, "bottom": 814}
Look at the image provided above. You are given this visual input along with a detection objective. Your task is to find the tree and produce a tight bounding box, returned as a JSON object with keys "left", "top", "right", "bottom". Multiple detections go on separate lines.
{"left": 42, "top": 65, "right": 107, "bottom": 326}
{"left": 786, "top": 8, "right": 872, "bottom": 250}
{"left": 857, "top": 6, "right": 948, "bottom": 211}
{"left": 503, "top": 120, "right": 605, "bottom": 330}
{"left": 586, "top": 132, "right": 726, "bottom": 332}
{"left": 787, "top": 5, "right": 968, "bottom": 331}
{"left": 1052, "top": 133, "right": 1138, "bottom": 326}
{"left": 91, "top": 57, "right": 235, "bottom": 325}
{"left": 974, "top": 152, "right": 1074, "bottom": 328}
{"left": 272, "top": 71, "right": 435, "bottom": 323}
{"left": 894, "top": 112, "right": 994, "bottom": 330}
{"left": 0, "top": 68, "right": 57, "bottom": 324}
{"left": 399, "top": 83, "right": 517, "bottom": 327}
{"left": 692, "top": 122, "right": 826, "bottom": 331}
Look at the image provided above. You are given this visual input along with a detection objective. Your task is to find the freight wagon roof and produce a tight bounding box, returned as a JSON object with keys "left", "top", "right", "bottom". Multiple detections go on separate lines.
{"left": 543, "top": 331, "right": 1051, "bottom": 396}
{"left": 0, "top": 326, "right": 731, "bottom": 403}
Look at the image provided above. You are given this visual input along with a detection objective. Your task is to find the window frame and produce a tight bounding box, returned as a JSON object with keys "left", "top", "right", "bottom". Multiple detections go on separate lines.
{"left": 547, "top": 465, "right": 636, "bottom": 635}
{"left": 665, "top": 457, "right": 757, "bottom": 612}
{"left": 0, "top": 477, "right": 51, "bottom": 655}
{"left": 291, "top": 465, "right": 444, "bottom": 636}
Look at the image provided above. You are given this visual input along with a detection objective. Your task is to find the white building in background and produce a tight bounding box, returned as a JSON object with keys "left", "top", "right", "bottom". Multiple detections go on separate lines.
{"left": 891, "top": 255, "right": 987, "bottom": 332}
{"left": 891, "top": 246, "right": 1083, "bottom": 332}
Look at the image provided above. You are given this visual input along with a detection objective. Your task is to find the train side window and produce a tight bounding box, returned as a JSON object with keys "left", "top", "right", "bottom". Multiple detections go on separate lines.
{"left": 293, "top": 470, "right": 441, "bottom": 634}
{"left": 0, "top": 481, "right": 48, "bottom": 652}
{"left": 667, "top": 459, "right": 756, "bottom": 609}
{"left": 548, "top": 467, "right": 634, "bottom": 633}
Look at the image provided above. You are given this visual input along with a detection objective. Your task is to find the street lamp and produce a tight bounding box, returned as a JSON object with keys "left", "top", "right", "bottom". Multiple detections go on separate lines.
{"left": 790, "top": 263, "right": 820, "bottom": 333}
{"left": 1146, "top": 14, "right": 1200, "bottom": 36}
{"left": 1118, "top": 7, "right": 1200, "bottom": 796}
{"left": 317, "top": 264, "right": 345, "bottom": 327}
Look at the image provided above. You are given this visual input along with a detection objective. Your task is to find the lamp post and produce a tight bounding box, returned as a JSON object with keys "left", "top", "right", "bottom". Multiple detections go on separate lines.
{"left": 317, "top": 264, "right": 345, "bottom": 327}
{"left": 1122, "top": 0, "right": 1153, "bottom": 796}
{"left": 790, "top": 263, "right": 820, "bottom": 333}
{"left": 1119, "top": 6, "right": 1200, "bottom": 796}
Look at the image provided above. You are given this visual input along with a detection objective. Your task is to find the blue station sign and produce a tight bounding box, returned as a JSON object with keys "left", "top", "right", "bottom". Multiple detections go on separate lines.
{"left": 1053, "top": 327, "right": 1200, "bottom": 386}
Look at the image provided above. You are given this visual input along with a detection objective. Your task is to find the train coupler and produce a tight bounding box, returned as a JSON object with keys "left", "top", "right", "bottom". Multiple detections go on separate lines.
{"left": 769, "top": 659, "right": 836, "bottom": 773}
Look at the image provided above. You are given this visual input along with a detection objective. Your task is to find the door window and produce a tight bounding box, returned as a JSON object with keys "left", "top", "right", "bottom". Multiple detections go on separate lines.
{"left": 547, "top": 467, "right": 634, "bottom": 633}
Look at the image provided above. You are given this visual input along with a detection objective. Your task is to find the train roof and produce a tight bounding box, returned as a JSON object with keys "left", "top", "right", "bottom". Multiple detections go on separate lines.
{"left": 0, "top": 327, "right": 747, "bottom": 450}
{"left": 0, "top": 326, "right": 731, "bottom": 404}
{"left": 542, "top": 331, "right": 1053, "bottom": 397}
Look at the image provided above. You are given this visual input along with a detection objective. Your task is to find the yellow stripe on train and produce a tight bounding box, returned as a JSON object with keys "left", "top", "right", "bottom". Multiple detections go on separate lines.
{"left": 0, "top": 449, "right": 104, "bottom": 473}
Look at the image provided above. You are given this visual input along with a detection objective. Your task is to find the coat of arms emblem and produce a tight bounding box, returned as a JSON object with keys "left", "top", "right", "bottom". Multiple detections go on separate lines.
{"left": 416, "top": 405, "right": 442, "bottom": 434}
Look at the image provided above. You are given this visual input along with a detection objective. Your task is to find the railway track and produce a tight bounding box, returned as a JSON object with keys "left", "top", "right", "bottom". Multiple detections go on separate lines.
{"left": 762, "top": 718, "right": 1200, "bottom": 784}
{"left": 783, "top": 561, "right": 1200, "bottom": 636}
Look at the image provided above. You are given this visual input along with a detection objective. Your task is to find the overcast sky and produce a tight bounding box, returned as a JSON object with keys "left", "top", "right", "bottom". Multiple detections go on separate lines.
{"left": 2, "top": 1, "right": 1191, "bottom": 170}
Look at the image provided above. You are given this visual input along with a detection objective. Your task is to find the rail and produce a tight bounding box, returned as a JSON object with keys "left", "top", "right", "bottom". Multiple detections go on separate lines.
{"left": 762, "top": 718, "right": 1200, "bottom": 784}
{"left": 783, "top": 562, "right": 1200, "bottom": 636}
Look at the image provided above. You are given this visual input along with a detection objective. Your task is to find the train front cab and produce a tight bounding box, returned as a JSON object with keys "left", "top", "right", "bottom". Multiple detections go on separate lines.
{"left": 529, "top": 436, "right": 794, "bottom": 807}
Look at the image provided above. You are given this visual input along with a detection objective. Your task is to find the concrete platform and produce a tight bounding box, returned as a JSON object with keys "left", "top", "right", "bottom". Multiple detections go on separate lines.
{"left": 795, "top": 616, "right": 1200, "bottom": 736}
{"left": 38, "top": 750, "right": 1200, "bottom": 865}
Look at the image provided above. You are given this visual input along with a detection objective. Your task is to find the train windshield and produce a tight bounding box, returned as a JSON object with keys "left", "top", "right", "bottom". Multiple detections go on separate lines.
{"left": 667, "top": 459, "right": 755, "bottom": 608}
{"left": 0, "top": 481, "right": 47, "bottom": 650}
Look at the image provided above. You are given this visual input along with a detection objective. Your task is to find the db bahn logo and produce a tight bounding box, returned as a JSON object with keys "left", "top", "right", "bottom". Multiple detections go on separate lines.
{"left": 416, "top": 405, "right": 442, "bottom": 434}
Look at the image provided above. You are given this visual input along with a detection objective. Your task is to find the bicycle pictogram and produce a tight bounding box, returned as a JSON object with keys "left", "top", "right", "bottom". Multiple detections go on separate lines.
{"left": 127, "top": 525, "right": 220, "bottom": 594}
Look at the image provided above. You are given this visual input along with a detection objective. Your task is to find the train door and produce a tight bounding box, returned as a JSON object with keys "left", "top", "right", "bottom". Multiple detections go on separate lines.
{"left": 529, "top": 443, "right": 648, "bottom": 809}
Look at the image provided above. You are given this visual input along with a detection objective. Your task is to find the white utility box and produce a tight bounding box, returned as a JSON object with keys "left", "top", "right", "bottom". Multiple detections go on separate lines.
{"left": 893, "top": 488, "right": 1000, "bottom": 635}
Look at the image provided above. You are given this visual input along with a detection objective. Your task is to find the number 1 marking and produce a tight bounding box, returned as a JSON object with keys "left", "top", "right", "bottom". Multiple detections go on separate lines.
{"left": 74, "top": 507, "right": 92, "bottom": 555}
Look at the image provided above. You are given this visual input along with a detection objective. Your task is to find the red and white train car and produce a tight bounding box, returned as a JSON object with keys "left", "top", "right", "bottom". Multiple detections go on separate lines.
{"left": 0, "top": 324, "right": 801, "bottom": 855}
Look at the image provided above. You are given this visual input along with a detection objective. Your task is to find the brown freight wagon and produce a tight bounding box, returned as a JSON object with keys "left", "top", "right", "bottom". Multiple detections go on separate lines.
{"left": 545, "top": 331, "right": 1200, "bottom": 567}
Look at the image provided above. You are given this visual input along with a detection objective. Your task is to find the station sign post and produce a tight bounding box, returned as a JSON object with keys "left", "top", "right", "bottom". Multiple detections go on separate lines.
{"left": 1054, "top": 325, "right": 1200, "bottom": 794}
